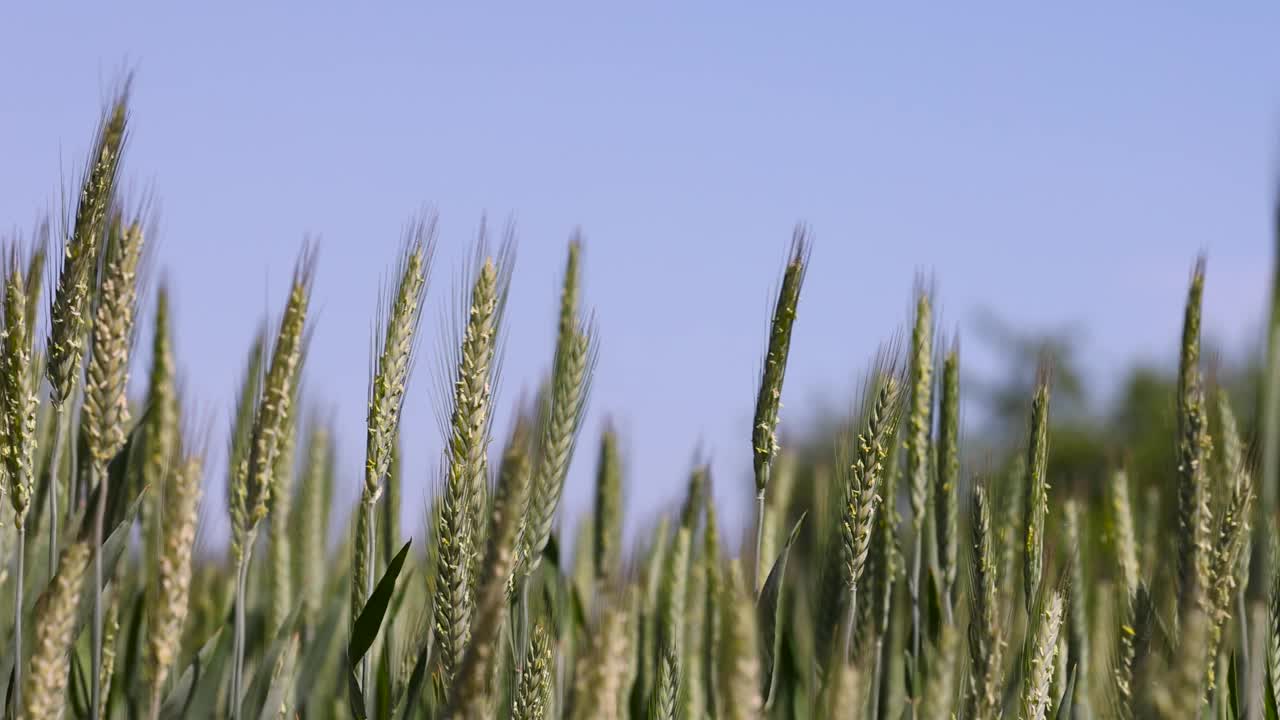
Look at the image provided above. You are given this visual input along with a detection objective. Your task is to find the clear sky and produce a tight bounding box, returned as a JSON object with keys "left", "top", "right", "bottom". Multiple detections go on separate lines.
{"left": 3, "top": 3, "right": 1278, "bottom": 552}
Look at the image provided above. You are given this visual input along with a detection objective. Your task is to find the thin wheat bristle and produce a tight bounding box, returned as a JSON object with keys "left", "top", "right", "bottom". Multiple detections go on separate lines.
{"left": 23, "top": 221, "right": 47, "bottom": 338}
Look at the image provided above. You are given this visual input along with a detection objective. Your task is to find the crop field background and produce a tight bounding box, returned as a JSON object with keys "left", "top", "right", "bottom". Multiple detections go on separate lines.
{"left": 4, "top": 5, "right": 1280, "bottom": 720}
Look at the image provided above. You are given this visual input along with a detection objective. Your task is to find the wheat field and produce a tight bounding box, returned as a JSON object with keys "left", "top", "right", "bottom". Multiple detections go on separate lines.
{"left": 3, "top": 86, "right": 1280, "bottom": 720}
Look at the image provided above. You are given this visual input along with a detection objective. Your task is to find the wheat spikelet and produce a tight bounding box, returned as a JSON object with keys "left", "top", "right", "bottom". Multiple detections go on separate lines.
{"left": 720, "top": 561, "right": 763, "bottom": 720}
{"left": 822, "top": 659, "right": 867, "bottom": 719}
{"left": 451, "top": 418, "right": 532, "bottom": 717}
{"left": 268, "top": 396, "right": 297, "bottom": 637}
{"left": 967, "top": 482, "right": 1003, "bottom": 720}
{"left": 703, "top": 499, "right": 723, "bottom": 720}
{"left": 23, "top": 540, "right": 90, "bottom": 719}
{"left": 1063, "top": 499, "right": 1090, "bottom": 716}
{"left": 228, "top": 331, "right": 265, "bottom": 561}
{"left": 1110, "top": 584, "right": 1154, "bottom": 720}
{"left": 1108, "top": 469, "right": 1140, "bottom": 600}
{"left": 592, "top": 422, "right": 623, "bottom": 587}
{"left": 512, "top": 622, "right": 554, "bottom": 720}
{"left": 1020, "top": 590, "right": 1064, "bottom": 720}
{"left": 652, "top": 643, "right": 680, "bottom": 720}
{"left": 140, "top": 283, "right": 177, "bottom": 599}
{"left": 23, "top": 224, "right": 45, "bottom": 334}
{"left": 146, "top": 455, "right": 202, "bottom": 717}
{"left": 99, "top": 590, "right": 121, "bottom": 709}
{"left": 83, "top": 215, "right": 144, "bottom": 468}
{"left": 934, "top": 344, "right": 960, "bottom": 615}
{"left": 920, "top": 621, "right": 959, "bottom": 719}
{"left": 573, "top": 602, "right": 631, "bottom": 720}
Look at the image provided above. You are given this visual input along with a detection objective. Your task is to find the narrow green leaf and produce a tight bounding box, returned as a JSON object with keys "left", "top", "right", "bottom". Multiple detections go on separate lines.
{"left": 159, "top": 623, "right": 232, "bottom": 720}
{"left": 1052, "top": 664, "right": 1077, "bottom": 720}
{"left": 347, "top": 540, "right": 412, "bottom": 719}
{"left": 757, "top": 511, "right": 806, "bottom": 709}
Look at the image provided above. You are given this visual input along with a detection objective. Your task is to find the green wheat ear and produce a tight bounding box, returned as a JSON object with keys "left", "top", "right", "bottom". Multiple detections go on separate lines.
{"left": 2, "top": 251, "right": 36, "bottom": 525}
{"left": 434, "top": 249, "right": 506, "bottom": 684}
{"left": 1022, "top": 366, "right": 1051, "bottom": 616}
{"left": 719, "top": 561, "right": 763, "bottom": 720}
{"left": 48, "top": 86, "right": 129, "bottom": 408}
{"left": 751, "top": 230, "right": 808, "bottom": 591}
{"left": 1020, "top": 589, "right": 1064, "bottom": 720}
{"left": 934, "top": 341, "right": 960, "bottom": 617}
{"left": 966, "top": 481, "right": 1002, "bottom": 720}
{"left": 243, "top": 250, "right": 314, "bottom": 539}
{"left": 512, "top": 622, "right": 554, "bottom": 720}
{"left": 592, "top": 421, "right": 623, "bottom": 588}
{"left": 355, "top": 224, "right": 431, "bottom": 627}
{"left": 450, "top": 416, "right": 533, "bottom": 719}
{"left": 522, "top": 236, "right": 595, "bottom": 580}
{"left": 1175, "top": 258, "right": 1212, "bottom": 615}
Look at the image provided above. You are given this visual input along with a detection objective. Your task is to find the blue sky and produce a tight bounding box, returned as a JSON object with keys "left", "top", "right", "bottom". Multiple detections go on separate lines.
{"left": 2, "top": 3, "right": 1278, "bottom": 551}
